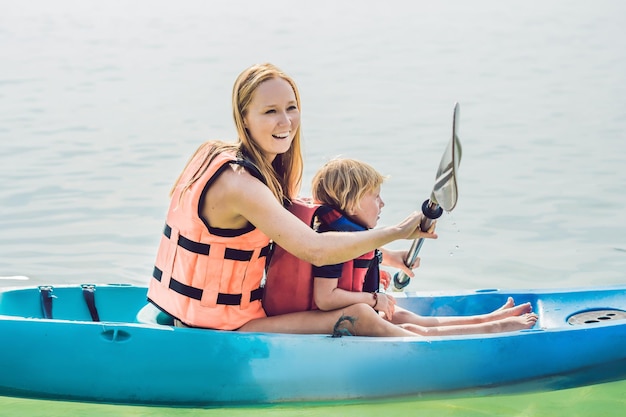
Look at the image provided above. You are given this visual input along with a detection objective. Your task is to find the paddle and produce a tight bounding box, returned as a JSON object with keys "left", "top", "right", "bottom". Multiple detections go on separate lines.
{"left": 393, "top": 102, "right": 463, "bottom": 290}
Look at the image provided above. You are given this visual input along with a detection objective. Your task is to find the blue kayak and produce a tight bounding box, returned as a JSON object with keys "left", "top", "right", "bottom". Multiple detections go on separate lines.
{"left": 1, "top": 283, "right": 625, "bottom": 406}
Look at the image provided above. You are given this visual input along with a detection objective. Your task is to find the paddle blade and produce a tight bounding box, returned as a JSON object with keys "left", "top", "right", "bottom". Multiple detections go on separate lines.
{"left": 431, "top": 102, "right": 462, "bottom": 212}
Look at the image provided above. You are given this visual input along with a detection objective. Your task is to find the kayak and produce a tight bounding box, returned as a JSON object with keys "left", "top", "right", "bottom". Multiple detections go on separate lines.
{"left": 1, "top": 283, "right": 626, "bottom": 406}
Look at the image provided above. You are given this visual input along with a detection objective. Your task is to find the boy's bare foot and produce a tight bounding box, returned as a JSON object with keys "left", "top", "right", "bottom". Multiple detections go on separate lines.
{"left": 495, "top": 296, "right": 515, "bottom": 311}
{"left": 486, "top": 298, "right": 532, "bottom": 322}
{"left": 495, "top": 313, "right": 538, "bottom": 332}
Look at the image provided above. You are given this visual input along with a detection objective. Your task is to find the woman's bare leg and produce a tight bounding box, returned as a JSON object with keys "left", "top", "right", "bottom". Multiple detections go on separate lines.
{"left": 240, "top": 303, "right": 417, "bottom": 337}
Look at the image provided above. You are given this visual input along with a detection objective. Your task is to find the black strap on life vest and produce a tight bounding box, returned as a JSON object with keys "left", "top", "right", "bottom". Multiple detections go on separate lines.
{"left": 38, "top": 285, "right": 55, "bottom": 319}
{"left": 81, "top": 284, "right": 100, "bottom": 322}
{"left": 152, "top": 266, "right": 264, "bottom": 305}
{"left": 163, "top": 224, "right": 271, "bottom": 259}
{"left": 362, "top": 250, "right": 382, "bottom": 293}
{"left": 234, "top": 157, "right": 266, "bottom": 184}
{"left": 353, "top": 259, "right": 373, "bottom": 268}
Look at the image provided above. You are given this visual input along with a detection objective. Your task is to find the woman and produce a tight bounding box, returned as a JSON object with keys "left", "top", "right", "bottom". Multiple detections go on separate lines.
{"left": 147, "top": 63, "right": 436, "bottom": 336}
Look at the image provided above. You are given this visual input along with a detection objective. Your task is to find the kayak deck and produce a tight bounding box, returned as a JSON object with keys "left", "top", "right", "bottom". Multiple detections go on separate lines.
{"left": 2, "top": 284, "right": 626, "bottom": 328}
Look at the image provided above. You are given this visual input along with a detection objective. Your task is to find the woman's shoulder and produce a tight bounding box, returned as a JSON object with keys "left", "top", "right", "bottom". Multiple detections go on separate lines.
{"left": 213, "top": 161, "right": 266, "bottom": 194}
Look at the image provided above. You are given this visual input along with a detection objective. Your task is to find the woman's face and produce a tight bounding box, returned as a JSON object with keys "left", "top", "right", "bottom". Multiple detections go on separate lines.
{"left": 348, "top": 186, "right": 385, "bottom": 229}
{"left": 243, "top": 77, "right": 300, "bottom": 161}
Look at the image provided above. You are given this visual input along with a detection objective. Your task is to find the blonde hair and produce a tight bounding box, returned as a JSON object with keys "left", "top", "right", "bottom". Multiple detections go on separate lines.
{"left": 172, "top": 63, "right": 303, "bottom": 204}
{"left": 311, "top": 158, "right": 386, "bottom": 213}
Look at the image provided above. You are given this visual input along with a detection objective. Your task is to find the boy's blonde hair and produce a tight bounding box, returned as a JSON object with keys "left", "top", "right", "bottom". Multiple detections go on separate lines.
{"left": 311, "top": 158, "right": 387, "bottom": 213}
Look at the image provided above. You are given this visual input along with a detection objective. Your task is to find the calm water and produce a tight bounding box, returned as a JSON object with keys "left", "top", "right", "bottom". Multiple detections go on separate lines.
{"left": 1, "top": 0, "right": 625, "bottom": 415}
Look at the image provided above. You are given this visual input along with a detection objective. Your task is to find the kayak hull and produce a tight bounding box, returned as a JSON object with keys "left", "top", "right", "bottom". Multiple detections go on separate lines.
{"left": 1, "top": 284, "right": 625, "bottom": 406}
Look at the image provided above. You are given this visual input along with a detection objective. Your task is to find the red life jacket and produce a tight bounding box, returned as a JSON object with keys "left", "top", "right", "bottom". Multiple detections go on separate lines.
{"left": 148, "top": 149, "right": 270, "bottom": 330}
{"left": 263, "top": 199, "right": 378, "bottom": 316}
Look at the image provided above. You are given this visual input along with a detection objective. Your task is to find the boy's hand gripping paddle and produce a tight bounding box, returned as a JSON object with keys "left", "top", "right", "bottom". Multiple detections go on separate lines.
{"left": 393, "top": 102, "right": 463, "bottom": 290}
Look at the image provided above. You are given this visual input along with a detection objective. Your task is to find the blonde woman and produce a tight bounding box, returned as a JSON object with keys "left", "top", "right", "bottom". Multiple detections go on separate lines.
{"left": 148, "top": 63, "right": 435, "bottom": 336}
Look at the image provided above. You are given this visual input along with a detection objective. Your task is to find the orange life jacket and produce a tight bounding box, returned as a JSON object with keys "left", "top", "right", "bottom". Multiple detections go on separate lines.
{"left": 147, "top": 149, "right": 270, "bottom": 330}
{"left": 263, "top": 199, "right": 378, "bottom": 316}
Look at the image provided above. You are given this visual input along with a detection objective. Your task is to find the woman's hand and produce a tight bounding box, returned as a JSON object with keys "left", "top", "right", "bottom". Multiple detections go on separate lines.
{"left": 396, "top": 212, "right": 438, "bottom": 241}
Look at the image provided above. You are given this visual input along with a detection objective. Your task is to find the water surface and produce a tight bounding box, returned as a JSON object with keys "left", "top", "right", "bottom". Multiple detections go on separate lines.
{"left": 1, "top": 0, "right": 625, "bottom": 415}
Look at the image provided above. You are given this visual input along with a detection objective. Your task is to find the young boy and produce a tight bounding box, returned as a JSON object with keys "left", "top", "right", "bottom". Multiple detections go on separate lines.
{"left": 264, "top": 158, "right": 537, "bottom": 335}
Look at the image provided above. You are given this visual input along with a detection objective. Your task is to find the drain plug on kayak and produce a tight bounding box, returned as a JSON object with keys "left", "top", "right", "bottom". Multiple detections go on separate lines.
{"left": 567, "top": 309, "right": 626, "bottom": 325}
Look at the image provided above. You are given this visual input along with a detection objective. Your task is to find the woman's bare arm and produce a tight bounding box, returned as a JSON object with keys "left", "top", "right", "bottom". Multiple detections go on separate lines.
{"left": 203, "top": 166, "right": 436, "bottom": 266}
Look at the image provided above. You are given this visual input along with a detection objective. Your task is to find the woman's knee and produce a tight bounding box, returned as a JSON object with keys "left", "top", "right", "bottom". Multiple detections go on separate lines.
{"left": 343, "top": 303, "right": 384, "bottom": 330}
{"left": 344, "top": 302, "right": 378, "bottom": 318}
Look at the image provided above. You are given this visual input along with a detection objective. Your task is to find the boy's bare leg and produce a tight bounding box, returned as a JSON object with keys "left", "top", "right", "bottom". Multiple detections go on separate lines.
{"left": 391, "top": 297, "right": 533, "bottom": 328}
{"left": 398, "top": 313, "right": 538, "bottom": 336}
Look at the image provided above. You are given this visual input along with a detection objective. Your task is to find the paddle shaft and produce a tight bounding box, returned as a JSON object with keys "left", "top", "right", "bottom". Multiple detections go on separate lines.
{"left": 393, "top": 200, "right": 443, "bottom": 290}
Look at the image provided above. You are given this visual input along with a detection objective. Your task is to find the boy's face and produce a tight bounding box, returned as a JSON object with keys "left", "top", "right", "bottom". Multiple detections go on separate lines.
{"left": 348, "top": 186, "right": 384, "bottom": 229}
